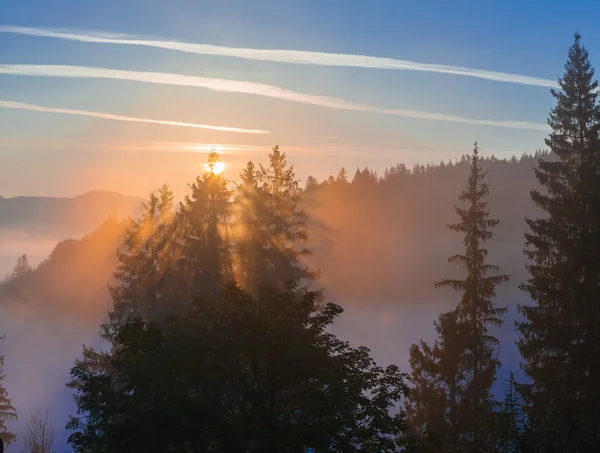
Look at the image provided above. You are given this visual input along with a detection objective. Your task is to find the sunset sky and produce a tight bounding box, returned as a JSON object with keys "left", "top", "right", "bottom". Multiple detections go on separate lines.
{"left": 1, "top": 0, "right": 599, "bottom": 197}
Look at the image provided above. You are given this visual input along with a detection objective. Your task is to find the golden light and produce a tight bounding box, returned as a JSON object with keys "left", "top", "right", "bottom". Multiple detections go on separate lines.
{"left": 205, "top": 160, "right": 226, "bottom": 174}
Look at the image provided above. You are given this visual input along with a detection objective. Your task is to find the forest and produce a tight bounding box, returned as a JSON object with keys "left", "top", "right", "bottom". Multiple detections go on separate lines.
{"left": 0, "top": 33, "right": 599, "bottom": 452}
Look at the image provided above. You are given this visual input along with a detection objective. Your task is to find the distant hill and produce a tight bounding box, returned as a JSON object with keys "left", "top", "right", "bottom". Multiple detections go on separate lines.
{"left": 0, "top": 218, "right": 127, "bottom": 321}
{"left": 0, "top": 190, "right": 143, "bottom": 232}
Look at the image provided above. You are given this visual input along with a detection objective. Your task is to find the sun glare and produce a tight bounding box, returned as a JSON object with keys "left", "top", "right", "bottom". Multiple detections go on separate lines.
{"left": 205, "top": 160, "right": 226, "bottom": 174}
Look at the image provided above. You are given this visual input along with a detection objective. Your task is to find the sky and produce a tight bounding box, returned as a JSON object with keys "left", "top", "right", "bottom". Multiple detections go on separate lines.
{"left": 1, "top": 0, "right": 599, "bottom": 197}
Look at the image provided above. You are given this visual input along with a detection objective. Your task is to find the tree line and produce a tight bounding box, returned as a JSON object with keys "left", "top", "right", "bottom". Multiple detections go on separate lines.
{"left": 0, "top": 32, "right": 599, "bottom": 451}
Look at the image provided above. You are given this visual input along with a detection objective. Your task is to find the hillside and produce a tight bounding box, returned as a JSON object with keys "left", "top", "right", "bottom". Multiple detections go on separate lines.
{"left": 0, "top": 218, "right": 128, "bottom": 322}
{"left": 0, "top": 190, "right": 143, "bottom": 232}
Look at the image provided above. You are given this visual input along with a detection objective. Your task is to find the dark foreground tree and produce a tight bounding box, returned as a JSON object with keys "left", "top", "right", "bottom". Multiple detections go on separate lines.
{"left": 517, "top": 33, "right": 600, "bottom": 451}
{"left": 0, "top": 336, "right": 17, "bottom": 446}
{"left": 406, "top": 143, "right": 508, "bottom": 451}
{"left": 68, "top": 283, "right": 410, "bottom": 452}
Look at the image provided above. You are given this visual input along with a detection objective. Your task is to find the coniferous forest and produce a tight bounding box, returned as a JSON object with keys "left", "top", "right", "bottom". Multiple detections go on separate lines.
{"left": 2, "top": 32, "right": 600, "bottom": 452}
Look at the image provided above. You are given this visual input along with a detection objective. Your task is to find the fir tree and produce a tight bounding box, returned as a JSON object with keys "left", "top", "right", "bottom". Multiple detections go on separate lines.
{"left": 497, "top": 371, "right": 530, "bottom": 453}
{"left": 104, "top": 191, "right": 162, "bottom": 337}
{"left": 178, "top": 151, "right": 232, "bottom": 305}
{"left": 304, "top": 175, "right": 319, "bottom": 190}
{"left": 12, "top": 254, "right": 31, "bottom": 278}
{"left": 517, "top": 33, "right": 600, "bottom": 451}
{"left": 337, "top": 167, "right": 348, "bottom": 183}
{"left": 0, "top": 336, "right": 17, "bottom": 446}
{"left": 257, "top": 146, "right": 315, "bottom": 291}
{"left": 407, "top": 143, "right": 508, "bottom": 451}
{"left": 233, "top": 160, "right": 266, "bottom": 294}
{"left": 99, "top": 184, "right": 177, "bottom": 347}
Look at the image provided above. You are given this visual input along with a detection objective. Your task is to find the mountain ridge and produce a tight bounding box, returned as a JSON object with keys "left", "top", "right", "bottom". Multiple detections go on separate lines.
{"left": 0, "top": 190, "right": 143, "bottom": 232}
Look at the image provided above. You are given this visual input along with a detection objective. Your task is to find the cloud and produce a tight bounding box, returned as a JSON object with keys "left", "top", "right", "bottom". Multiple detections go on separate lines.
{"left": 0, "top": 137, "right": 444, "bottom": 159}
{"left": 0, "top": 100, "right": 270, "bottom": 134}
{"left": 0, "top": 25, "right": 558, "bottom": 88}
{"left": 0, "top": 65, "right": 549, "bottom": 131}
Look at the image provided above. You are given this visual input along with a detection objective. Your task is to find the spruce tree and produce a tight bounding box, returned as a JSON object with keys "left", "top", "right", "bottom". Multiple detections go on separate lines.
{"left": 12, "top": 254, "right": 31, "bottom": 278}
{"left": 517, "top": 33, "right": 600, "bottom": 451}
{"left": 104, "top": 191, "right": 162, "bottom": 338}
{"left": 233, "top": 160, "right": 268, "bottom": 294}
{"left": 257, "top": 146, "right": 315, "bottom": 291}
{"left": 178, "top": 150, "right": 232, "bottom": 304}
{"left": 407, "top": 143, "right": 508, "bottom": 451}
{"left": 0, "top": 336, "right": 17, "bottom": 446}
{"left": 337, "top": 167, "right": 348, "bottom": 183}
{"left": 304, "top": 175, "right": 319, "bottom": 190}
{"left": 99, "top": 184, "right": 177, "bottom": 348}
{"left": 496, "top": 372, "right": 528, "bottom": 453}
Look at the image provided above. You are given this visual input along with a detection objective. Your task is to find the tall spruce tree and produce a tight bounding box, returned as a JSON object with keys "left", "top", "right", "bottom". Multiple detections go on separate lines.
{"left": 178, "top": 150, "right": 233, "bottom": 305}
{"left": 103, "top": 186, "right": 177, "bottom": 341}
{"left": 107, "top": 192, "right": 161, "bottom": 329}
{"left": 257, "top": 146, "right": 315, "bottom": 291}
{"left": 517, "top": 33, "right": 600, "bottom": 451}
{"left": 233, "top": 160, "right": 268, "bottom": 294}
{"left": 407, "top": 144, "right": 508, "bottom": 451}
{"left": 0, "top": 336, "right": 17, "bottom": 446}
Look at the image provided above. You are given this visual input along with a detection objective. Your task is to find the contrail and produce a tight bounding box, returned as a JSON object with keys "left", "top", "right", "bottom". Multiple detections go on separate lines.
{"left": 0, "top": 64, "right": 550, "bottom": 131}
{"left": 0, "top": 25, "right": 558, "bottom": 88}
{"left": 0, "top": 100, "right": 270, "bottom": 134}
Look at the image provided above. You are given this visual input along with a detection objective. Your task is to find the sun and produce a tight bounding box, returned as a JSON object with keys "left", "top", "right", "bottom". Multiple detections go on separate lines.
{"left": 204, "top": 150, "right": 226, "bottom": 174}
{"left": 205, "top": 160, "right": 226, "bottom": 174}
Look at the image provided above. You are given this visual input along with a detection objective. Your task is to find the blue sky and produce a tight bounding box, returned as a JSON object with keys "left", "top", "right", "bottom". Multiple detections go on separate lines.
{"left": 1, "top": 0, "right": 599, "bottom": 197}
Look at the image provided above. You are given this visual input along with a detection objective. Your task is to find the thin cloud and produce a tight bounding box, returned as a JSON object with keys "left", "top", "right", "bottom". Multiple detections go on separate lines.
{"left": 0, "top": 100, "right": 270, "bottom": 134}
{"left": 0, "top": 64, "right": 549, "bottom": 131}
{"left": 0, "top": 25, "right": 558, "bottom": 88}
{"left": 0, "top": 137, "right": 457, "bottom": 159}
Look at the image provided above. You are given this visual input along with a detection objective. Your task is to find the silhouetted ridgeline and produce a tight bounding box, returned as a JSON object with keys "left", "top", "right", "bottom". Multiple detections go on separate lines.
{"left": 0, "top": 150, "right": 547, "bottom": 320}
{"left": 0, "top": 190, "right": 142, "bottom": 232}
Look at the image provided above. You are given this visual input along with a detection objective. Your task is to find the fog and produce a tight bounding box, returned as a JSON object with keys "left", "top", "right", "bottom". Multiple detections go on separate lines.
{"left": 0, "top": 153, "right": 541, "bottom": 451}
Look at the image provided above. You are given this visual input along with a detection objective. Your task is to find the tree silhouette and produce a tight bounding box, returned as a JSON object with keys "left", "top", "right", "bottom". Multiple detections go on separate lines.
{"left": 12, "top": 254, "right": 32, "bottom": 279}
{"left": 233, "top": 160, "right": 268, "bottom": 294}
{"left": 304, "top": 175, "right": 319, "bottom": 190}
{"left": 336, "top": 167, "right": 348, "bottom": 183}
{"left": 178, "top": 151, "right": 233, "bottom": 305}
{"left": 21, "top": 409, "right": 56, "bottom": 453}
{"left": 257, "top": 146, "right": 316, "bottom": 291}
{"left": 518, "top": 33, "right": 600, "bottom": 451}
{"left": 407, "top": 143, "right": 508, "bottom": 451}
{"left": 68, "top": 284, "right": 410, "bottom": 452}
{"left": 0, "top": 336, "right": 17, "bottom": 446}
